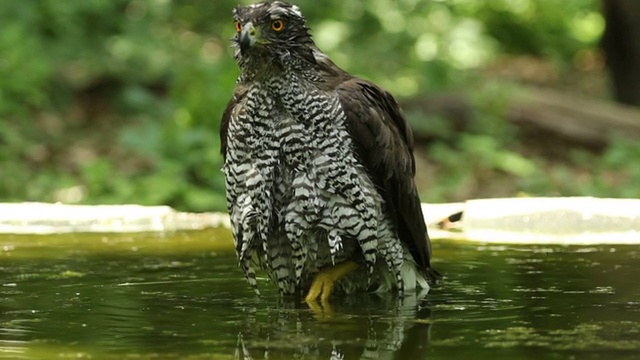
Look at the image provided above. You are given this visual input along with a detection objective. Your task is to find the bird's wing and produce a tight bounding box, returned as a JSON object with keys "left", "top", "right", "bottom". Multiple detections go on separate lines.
{"left": 335, "top": 77, "right": 438, "bottom": 280}
{"left": 220, "top": 84, "right": 248, "bottom": 161}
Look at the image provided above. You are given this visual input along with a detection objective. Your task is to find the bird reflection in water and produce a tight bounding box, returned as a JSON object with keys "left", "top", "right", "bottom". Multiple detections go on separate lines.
{"left": 234, "top": 290, "right": 433, "bottom": 359}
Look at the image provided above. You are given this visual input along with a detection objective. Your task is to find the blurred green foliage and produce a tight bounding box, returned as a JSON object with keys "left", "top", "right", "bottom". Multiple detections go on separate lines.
{"left": 1, "top": 0, "right": 637, "bottom": 212}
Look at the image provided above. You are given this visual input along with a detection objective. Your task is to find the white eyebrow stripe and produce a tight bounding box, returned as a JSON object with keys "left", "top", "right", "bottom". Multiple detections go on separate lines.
{"left": 289, "top": 5, "right": 303, "bottom": 17}
{"left": 268, "top": 4, "right": 303, "bottom": 19}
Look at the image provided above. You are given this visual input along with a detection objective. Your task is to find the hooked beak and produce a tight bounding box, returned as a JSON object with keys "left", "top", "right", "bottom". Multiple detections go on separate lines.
{"left": 239, "top": 22, "right": 258, "bottom": 53}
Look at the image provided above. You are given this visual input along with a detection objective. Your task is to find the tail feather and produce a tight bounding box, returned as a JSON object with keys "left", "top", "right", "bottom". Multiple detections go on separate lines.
{"left": 401, "top": 261, "right": 429, "bottom": 292}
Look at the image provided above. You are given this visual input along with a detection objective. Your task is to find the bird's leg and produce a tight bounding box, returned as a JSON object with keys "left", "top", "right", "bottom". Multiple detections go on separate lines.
{"left": 304, "top": 260, "right": 359, "bottom": 303}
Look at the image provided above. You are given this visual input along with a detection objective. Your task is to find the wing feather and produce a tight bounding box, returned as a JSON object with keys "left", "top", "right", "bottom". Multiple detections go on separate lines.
{"left": 220, "top": 84, "right": 248, "bottom": 161}
{"left": 336, "top": 77, "right": 438, "bottom": 281}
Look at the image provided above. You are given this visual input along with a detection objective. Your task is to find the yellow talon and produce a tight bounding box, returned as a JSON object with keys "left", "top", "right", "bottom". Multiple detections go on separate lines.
{"left": 304, "top": 260, "right": 359, "bottom": 303}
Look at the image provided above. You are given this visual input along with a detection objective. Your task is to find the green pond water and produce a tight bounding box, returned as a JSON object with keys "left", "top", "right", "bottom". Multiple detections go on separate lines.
{"left": 1, "top": 229, "right": 639, "bottom": 359}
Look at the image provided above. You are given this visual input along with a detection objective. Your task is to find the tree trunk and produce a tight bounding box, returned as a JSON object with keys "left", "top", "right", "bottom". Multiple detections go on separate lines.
{"left": 601, "top": 0, "right": 640, "bottom": 107}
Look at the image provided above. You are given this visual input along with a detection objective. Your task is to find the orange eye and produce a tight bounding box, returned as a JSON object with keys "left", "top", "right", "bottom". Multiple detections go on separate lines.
{"left": 271, "top": 19, "right": 284, "bottom": 31}
{"left": 234, "top": 21, "right": 242, "bottom": 32}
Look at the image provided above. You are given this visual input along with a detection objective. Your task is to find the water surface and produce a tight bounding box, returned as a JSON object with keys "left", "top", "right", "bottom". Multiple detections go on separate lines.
{"left": 1, "top": 230, "right": 639, "bottom": 359}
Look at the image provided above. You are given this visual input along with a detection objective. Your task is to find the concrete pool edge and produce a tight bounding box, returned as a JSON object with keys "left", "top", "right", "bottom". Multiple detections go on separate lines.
{"left": 0, "top": 202, "right": 229, "bottom": 234}
{"left": 1, "top": 198, "right": 639, "bottom": 244}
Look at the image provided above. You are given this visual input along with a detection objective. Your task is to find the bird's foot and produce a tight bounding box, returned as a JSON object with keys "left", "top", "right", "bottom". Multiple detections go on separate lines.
{"left": 304, "top": 260, "right": 359, "bottom": 303}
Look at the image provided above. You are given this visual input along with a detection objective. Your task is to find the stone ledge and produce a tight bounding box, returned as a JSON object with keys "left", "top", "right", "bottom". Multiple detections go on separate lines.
{"left": 0, "top": 202, "right": 229, "bottom": 234}
{"left": 1, "top": 198, "right": 639, "bottom": 244}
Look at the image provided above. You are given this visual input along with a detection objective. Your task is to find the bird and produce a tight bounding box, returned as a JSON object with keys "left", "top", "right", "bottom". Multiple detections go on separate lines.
{"left": 220, "top": 1, "right": 439, "bottom": 304}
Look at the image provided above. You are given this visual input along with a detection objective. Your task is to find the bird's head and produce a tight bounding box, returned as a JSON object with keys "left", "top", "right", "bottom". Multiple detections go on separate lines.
{"left": 232, "top": 1, "right": 315, "bottom": 75}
